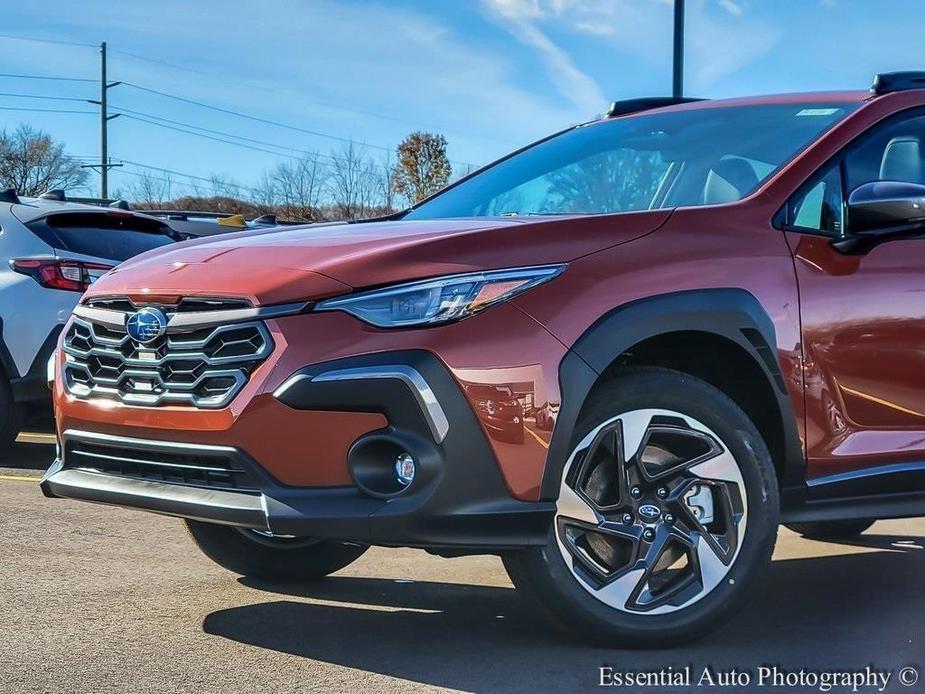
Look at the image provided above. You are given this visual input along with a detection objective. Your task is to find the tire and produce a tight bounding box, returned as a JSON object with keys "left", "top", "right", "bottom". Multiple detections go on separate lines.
{"left": 185, "top": 520, "right": 368, "bottom": 582}
{"left": 785, "top": 519, "right": 875, "bottom": 540}
{"left": 0, "top": 378, "right": 22, "bottom": 454}
{"left": 504, "top": 367, "right": 780, "bottom": 648}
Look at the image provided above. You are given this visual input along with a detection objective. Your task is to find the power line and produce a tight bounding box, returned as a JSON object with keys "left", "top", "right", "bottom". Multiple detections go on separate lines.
{"left": 117, "top": 113, "right": 316, "bottom": 161}
{"left": 0, "top": 33, "right": 97, "bottom": 49}
{"left": 0, "top": 38, "right": 502, "bottom": 151}
{"left": 0, "top": 106, "right": 96, "bottom": 115}
{"left": 120, "top": 81, "right": 399, "bottom": 155}
{"left": 118, "top": 82, "right": 475, "bottom": 168}
{"left": 0, "top": 73, "right": 480, "bottom": 167}
{"left": 0, "top": 72, "right": 95, "bottom": 83}
{"left": 111, "top": 105, "right": 352, "bottom": 162}
{"left": 107, "top": 46, "right": 501, "bottom": 144}
{"left": 0, "top": 91, "right": 90, "bottom": 103}
{"left": 119, "top": 159, "right": 244, "bottom": 188}
{"left": 113, "top": 109, "right": 476, "bottom": 172}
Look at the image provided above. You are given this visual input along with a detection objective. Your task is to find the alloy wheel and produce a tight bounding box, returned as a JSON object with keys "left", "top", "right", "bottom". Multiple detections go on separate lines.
{"left": 555, "top": 408, "right": 748, "bottom": 614}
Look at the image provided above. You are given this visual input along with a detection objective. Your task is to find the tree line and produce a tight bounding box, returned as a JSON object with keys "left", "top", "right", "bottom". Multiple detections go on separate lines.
{"left": 0, "top": 124, "right": 455, "bottom": 221}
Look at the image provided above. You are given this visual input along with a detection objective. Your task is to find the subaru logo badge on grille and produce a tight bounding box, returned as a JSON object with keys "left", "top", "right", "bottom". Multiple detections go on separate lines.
{"left": 638, "top": 504, "right": 662, "bottom": 522}
{"left": 126, "top": 307, "right": 168, "bottom": 344}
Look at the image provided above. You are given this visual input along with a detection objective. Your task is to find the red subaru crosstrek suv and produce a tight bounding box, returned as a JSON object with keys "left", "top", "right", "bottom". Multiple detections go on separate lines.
{"left": 43, "top": 72, "right": 925, "bottom": 646}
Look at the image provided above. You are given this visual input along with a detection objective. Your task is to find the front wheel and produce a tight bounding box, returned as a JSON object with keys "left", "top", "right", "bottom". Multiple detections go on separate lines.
{"left": 504, "top": 368, "right": 780, "bottom": 647}
{"left": 185, "top": 520, "right": 368, "bottom": 582}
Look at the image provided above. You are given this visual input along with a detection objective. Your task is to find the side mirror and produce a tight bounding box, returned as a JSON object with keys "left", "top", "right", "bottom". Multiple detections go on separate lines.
{"left": 834, "top": 181, "right": 925, "bottom": 252}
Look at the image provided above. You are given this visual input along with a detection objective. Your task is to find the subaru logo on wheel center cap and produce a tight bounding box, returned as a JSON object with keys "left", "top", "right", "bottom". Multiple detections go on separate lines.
{"left": 638, "top": 504, "right": 662, "bottom": 522}
{"left": 126, "top": 307, "right": 168, "bottom": 344}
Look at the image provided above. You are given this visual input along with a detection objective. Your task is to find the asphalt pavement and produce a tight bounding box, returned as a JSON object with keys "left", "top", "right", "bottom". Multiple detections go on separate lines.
{"left": 1, "top": 436, "right": 922, "bottom": 693}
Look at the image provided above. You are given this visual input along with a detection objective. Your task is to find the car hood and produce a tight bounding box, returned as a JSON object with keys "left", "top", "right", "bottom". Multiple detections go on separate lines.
{"left": 86, "top": 212, "right": 672, "bottom": 306}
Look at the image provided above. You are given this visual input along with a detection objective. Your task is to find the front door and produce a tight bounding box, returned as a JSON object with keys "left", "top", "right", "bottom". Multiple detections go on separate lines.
{"left": 785, "top": 108, "right": 925, "bottom": 494}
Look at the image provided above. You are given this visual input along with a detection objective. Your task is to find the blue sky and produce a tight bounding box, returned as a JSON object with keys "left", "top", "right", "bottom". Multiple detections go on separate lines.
{"left": 1, "top": 0, "right": 923, "bottom": 198}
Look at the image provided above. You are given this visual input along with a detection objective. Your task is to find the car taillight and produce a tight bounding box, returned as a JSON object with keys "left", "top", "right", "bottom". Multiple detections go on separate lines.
{"left": 10, "top": 258, "right": 113, "bottom": 292}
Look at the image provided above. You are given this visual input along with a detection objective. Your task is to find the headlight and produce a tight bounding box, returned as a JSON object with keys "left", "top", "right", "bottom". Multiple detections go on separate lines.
{"left": 315, "top": 264, "right": 565, "bottom": 328}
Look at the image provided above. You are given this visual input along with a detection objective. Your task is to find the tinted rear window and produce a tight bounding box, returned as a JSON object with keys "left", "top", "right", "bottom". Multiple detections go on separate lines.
{"left": 27, "top": 213, "right": 175, "bottom": 261}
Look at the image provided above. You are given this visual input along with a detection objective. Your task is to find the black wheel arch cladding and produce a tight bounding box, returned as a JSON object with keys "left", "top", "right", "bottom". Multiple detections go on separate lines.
{"left": 541, "top": 288, "right": 805, "bottom": 502}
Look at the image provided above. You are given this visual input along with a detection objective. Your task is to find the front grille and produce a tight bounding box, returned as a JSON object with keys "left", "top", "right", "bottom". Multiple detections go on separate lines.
{"left": 84, "top": 296, "right": 252, "bottom": 313}
{"left": 63, "top": 439, "right": 259, "bottom": 491}
{"left": 62, "top": 302, "right": 273, "bottom": 409}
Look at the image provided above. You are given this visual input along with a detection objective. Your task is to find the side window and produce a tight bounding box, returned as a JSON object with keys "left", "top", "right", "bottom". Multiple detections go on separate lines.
{"left": 784, "top": 110, "right": 925, "bottom": 235}
{"left": 843, "top": 114, "right": 925, "bottom": 192}
{"left": 787, "top": 163, "right": 843, "bottom": 234}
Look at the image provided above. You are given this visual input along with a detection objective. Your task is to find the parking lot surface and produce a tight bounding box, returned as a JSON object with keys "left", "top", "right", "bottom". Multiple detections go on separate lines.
{"left": 2, "top": 436, "right": 922, "bottom": 693}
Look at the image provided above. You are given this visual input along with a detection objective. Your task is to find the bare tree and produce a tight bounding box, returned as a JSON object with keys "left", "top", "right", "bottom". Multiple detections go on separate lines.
{"left": 375, "top": 153, "right": 398, "bottom": 212}
{"left": 250, "top": 171, "right": 278, "bottom": 210}
{"left": 274, "top": 154, "right": 327, "bottom": 221}
{"left": 0, "top": 124, "right": 88, "bottom": 196}
{"left": 126, "top": 171, "right": 172, "bottom": 207}
{"left": 208, "top": 173, "right": 243, "bottom": 198}
{"left": 391, "top": 131, "right": 451, "bottom": 204}
{"left": 328, "top": 141, "right": 378, "bottom": 220}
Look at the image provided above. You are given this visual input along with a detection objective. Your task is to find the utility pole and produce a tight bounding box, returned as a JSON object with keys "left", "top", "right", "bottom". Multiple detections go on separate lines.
{"left": 83, "top": 41, "right": 122, "bottom": 199}
{"left": 672, "top": 0, "right": 685, "bottom": 98}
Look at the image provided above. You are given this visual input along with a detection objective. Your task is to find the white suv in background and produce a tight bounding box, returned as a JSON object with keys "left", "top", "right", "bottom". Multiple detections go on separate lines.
{"left": 0, "top": 190, "right": 178, "bottom": 451}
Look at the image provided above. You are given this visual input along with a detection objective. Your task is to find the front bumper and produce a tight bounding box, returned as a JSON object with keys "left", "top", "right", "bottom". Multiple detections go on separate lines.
{"left": 44, "top": 350, "right": 556, "bottom": 551}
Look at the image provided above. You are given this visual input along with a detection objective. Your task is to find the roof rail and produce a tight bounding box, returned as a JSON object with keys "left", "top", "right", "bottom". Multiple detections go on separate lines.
{"left": 871, "top": 71, "right": 925, "bottom": 95}
{"left": 39, "top": 189, "right": 66, "bottom": 201}
{"left": 0, "top": 188, "right": 20, "bottom": 203}
{"left": 606, "top": 96, "right": 706, "bottom": 118}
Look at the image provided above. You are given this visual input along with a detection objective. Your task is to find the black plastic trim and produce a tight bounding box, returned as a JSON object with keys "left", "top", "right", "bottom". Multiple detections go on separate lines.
{"left": 274, "top": 350, "right": 554, "bottom": 548}
{"left": 606, "top": 96, "right": 706, "bottom": 117}
{"left": 782, "top": 491, "right": 925, "bottom": 523}
{"left": 0, "top": 317, "right": 18, "bottom": 380}
{"left": 871, "top": 71, "right": 925, "bottom": 95}
{"left": 806, "top": 460, "right": 925, "bottom": 499}
{"left": 541, "top": 289, "right": 805, "bottom": 503}
{"left": 11, "top": 325, "right": 62, "bottom": 403}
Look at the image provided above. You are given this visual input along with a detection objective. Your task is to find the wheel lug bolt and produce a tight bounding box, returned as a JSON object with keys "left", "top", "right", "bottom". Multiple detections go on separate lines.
{"left": 622, "top": 513, "right": 633, "bottom": 524}
{"left": 657, "top": 487, "right": 668, "bottom": 499}
{"left": 664, "top": 513, "right": 674, "bottom": 524}
{"left": 643, "top": 528, "right": 656, "bottom": 542}
{"left": 630, "top": 486, "right": 642, "bottom": 498}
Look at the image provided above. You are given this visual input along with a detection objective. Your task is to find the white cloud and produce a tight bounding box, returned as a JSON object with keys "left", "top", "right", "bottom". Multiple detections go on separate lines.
{"left": 482, "top": 0, "right": 779, "bottom": 91}
{"left": 718, "top": 0, "right": 744, "bottom": 16}
{"left": 2, "top": 0, "right": 597, "bottom": 168}
{"left": 481, "top": 0, "right": 607, "bottom": 112}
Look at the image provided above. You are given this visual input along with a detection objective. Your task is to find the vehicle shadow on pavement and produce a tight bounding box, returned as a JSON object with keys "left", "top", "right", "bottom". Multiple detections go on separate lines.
{"left": 203, "top": 544, "right": 923, "bottom": 692}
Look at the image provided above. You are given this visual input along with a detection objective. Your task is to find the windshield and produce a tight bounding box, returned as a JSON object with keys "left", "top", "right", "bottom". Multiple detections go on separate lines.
{"left": 405, "top": 102, "right": 857, "bottom": 219}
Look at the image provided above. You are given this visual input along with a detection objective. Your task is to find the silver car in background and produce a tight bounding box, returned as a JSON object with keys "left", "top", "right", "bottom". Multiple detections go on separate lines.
{"left": 0, "top": 190, "right": 178, "bottom": 451}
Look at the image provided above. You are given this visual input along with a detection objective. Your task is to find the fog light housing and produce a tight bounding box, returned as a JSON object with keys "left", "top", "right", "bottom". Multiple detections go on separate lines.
{"left": 394, "top": 453, "right": 415, "bottom": 486}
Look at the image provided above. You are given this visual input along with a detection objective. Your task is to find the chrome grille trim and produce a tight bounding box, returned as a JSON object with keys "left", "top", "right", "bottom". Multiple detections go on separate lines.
{"left": 63, "top": 318, "right": 273, "bottom": 367}
{"left": 72, "top": 301, "right": 308, "bottom": 333}
{"left": 63, "top": 308, "right": 274, "bottom": 409}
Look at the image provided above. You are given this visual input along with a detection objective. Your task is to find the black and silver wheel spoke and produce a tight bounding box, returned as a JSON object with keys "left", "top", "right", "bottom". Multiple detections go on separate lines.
{"left": 555, "top": 409, "right": 748, "bottom": 614}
